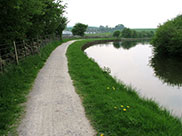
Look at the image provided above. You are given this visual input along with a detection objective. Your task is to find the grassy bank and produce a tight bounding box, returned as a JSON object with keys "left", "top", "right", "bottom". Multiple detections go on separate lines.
{"left": 0, "top": 39, "right": 71, "bottom": 135}
{"left": 66, "top": 39, "right": 182, "bottom": 136}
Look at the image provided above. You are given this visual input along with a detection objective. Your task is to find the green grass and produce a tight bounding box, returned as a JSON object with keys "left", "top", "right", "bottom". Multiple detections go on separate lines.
{"left": 85, "top": 32, "right": 112, "bottom": 37}
{"left": 66, "top": 39, "right": 182, "bottom": 136}
{"left": 132, "top": 28, "right": 156, "bottom": 32}
{"left": 0, "top": 39, "right": 71, "bottom": 135}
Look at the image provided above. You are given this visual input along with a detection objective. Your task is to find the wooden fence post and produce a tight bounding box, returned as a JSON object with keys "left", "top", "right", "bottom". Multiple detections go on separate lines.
{"left": 13, "top": 41, "right": 19, "bottom": 65}
{"left": 23, "top": 40, "right": 27, "bottom": 57}
{"left": 0, "top": 54, "right": 3, "bottom": 72}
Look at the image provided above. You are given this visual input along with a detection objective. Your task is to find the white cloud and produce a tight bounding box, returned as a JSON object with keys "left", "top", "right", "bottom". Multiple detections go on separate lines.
{"left": 65, "top": 0, "right": 182, "bottom": 28}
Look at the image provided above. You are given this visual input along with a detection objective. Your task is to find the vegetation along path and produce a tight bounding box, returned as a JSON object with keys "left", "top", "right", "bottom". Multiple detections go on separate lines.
{"left": 18, "top": 41, "right": 96, "bottom": 136}
{"left": 66, "top": 39, "right": 182, "bottom": 136}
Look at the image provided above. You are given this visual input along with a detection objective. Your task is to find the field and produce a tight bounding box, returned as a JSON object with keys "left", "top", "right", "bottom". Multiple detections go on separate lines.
{"left": 132, "top": 28, "right": 156, "bottom": 32}
{"left": 85, "top": 32, "right": 112, "bottom": 37}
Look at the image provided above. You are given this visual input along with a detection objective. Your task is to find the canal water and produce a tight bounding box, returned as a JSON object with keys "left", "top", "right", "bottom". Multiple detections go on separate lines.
{"left": 85, "top": 41, "right": 182, "bottom": 117}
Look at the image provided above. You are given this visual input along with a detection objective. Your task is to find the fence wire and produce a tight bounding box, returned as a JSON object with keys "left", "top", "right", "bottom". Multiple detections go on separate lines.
{"left": 0, "top": 34, "right": 61, "bottom": 72}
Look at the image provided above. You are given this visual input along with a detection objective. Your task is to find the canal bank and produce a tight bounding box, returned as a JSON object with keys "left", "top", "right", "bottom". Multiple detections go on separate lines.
{"left": 85, "top": 41, "right": 182, "bottom": 117}
{"left": 67, "top": 39, "right": 182, "bottom": 136}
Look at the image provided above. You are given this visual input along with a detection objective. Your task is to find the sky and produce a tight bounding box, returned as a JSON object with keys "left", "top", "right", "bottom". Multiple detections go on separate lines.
{"left": 64, "top": 0, "right": 182, "bottom": 28}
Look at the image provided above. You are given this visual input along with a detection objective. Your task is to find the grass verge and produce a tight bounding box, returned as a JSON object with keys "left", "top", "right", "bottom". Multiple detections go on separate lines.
{"left": 66, "top": 39, "right": 182, "bottom": 136}
{"left": 0, "top": 39, "right": 71, "bottom": 135}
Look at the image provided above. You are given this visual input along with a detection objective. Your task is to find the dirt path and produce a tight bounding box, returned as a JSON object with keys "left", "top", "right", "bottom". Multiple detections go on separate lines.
{"left": 18, "top": 41, "right": 96, "bottom": 136}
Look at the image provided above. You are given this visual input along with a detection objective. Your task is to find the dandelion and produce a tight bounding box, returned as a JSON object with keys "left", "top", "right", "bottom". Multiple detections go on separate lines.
{"left": 100, "top": 134, "right": 104, "bottom": 136}
{"left": 127, "top": 106, "right": 130, "bottom": 108}
{"left": 121, "top": 105, "right": 124, "bottom": 108}
{"left": 123, "top": 108, "right": 127, "bottom": 111}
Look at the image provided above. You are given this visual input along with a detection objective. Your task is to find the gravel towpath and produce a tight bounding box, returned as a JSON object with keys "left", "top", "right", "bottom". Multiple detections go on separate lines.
{"left": 18, "top": 41, "right": 96, "bottom": 136}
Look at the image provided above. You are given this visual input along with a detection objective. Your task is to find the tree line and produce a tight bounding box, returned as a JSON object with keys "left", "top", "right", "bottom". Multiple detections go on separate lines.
{"left": 0, "top": 0, "right": 67, "bottom": 44}
{"left": 113, "top": 28, "right": 155, "bottom": 38}
{"left": 66, "top": 24, "right": 125, "bottom": 33}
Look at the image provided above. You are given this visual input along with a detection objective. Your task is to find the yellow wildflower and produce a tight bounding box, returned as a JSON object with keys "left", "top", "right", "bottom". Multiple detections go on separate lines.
{"left": 127, "top": 106, "right": 130, "bottom": 108}
{"left": 123, "top": 108, "right": 127, "bottom": 111}
{"left": 100, "top": 134, "right": 104, "bottom": 136}
{"left": 121, "top": 105, "right": 124, "bottom": 108}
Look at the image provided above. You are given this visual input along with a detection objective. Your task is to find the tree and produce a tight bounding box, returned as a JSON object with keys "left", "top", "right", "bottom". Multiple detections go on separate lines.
{"left": 121, "top": 28, "right": 132, "bottom": 38}
{"left": 0, "top": 0, "right": 67, "bottom": 43}
{"left": 28, "top": 0, "right": 67, "bottom": 38}
{"left": 113, "top": 24, "right": 124, "bottom": 31}
{"left": 0, "top": 0, "right": 44, "bottom": 42}
{"left": 131, "top": 30, "right": 137, "bottom": 38}
{"left": 113, "top": 31, "right": 120, "bottom": 38}
{"left": 72, "top": 23, "right": 88, "bottom": 36}
{"left": 152, "top": 15, "right": 182, "bottom": 56}
{"left": 56, "top": 17, "right": 67, "bottom": 40}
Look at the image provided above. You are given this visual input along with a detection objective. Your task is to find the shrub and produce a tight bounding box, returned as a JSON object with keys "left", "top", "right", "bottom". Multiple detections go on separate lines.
{"left": 72, "top": 23, "right": 88, "bottom": 36}
{"left": 113, "top": 31, "right": 120, "bottom": 38}
{"left": 152, "top": 15, "right": 182, "bottom": 56}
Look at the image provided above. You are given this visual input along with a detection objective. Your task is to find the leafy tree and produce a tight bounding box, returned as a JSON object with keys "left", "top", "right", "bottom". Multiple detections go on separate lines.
{"left": 113, "top": 31, "right": 120, "bottom": 38}
{"left": 27, "top": 0, "right": 67, "bottom": 38}
{"left": 76, "top": 24, "right": 125, "bottom": 34}
{"left": 72, "top": 23, "right": 88, "bottom": 36}
{"left": 56, "top": 17, "right": 67, "bottom": 40}
{"left": 131, "top": 30, "right": 137, "bottom": 38}
{"left": 121, "top": 28, "right": 132, "bottom": 38}
{"left": 113, "top": 24, "right": 124, "bottom": 31}
{"left": 121, "top": 28, "right": 154, "bottom": 38}
{"left": 152, "top": 15, "right": 182, "bottom": 56}
{"left": 0, "top": 0, "right": 44, "bottom": 42}
{"left": 0, "top": 0, "right": 67, "bottom": 43}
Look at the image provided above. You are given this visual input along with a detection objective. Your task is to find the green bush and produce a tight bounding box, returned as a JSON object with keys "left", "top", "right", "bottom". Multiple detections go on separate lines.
{"left": 72, "top": 23, "right": 88, "bottom": 36}
{"left": 152, "top": 15, "right": 182, "bottom": 56}
{"left": 112, "top": 31, "right": 120, "bottom": 38}
{"left": 121, "top": 28, "right": 154, "bottom": 38}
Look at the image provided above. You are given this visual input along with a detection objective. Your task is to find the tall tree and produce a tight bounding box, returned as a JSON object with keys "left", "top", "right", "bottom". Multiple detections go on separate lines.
{"left": 56, "top": 17, "right": 67, "bottom": 40}
{"left": 72, "top": 23, "right": 88, "bottom": 36}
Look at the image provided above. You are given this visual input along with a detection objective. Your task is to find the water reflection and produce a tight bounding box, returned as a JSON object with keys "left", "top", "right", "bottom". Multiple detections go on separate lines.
{"left": 85, "top": 41, "right": 182, "bottom": 117}
{"left": 113, "top": 40, "right": 150, "bottom": 50}
{"left": 150, "top": 54, "right": 182, "bottom": 87}
{"left": 113, "top": 42, "right": 121, "bottom": 48}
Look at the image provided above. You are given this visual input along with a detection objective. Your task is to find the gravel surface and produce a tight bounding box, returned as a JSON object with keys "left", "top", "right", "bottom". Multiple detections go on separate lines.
{"left": 18, "top": 41, "right": 96, "bottom": 136}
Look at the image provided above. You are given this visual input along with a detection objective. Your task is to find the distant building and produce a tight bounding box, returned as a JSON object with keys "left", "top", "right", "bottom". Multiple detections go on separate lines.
{"left": 62, "top": 30, "right": 72, "bottom": 35}
{"left": 85, "top": 32, "right": 96, "bottom": 34}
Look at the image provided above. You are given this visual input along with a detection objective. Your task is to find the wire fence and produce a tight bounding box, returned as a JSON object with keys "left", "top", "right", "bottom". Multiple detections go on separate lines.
{"left": 0, "top": 34, "right": 61, "bottom": 72}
